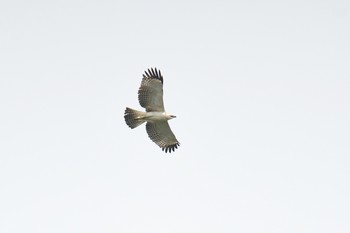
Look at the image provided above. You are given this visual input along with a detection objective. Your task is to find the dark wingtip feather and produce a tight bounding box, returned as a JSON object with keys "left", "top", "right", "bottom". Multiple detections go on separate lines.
{"left": 143, "top": 67, "right": 163, "bottom": 83}
{"left": 162, "top": 142, "right": 180, "bottom": 153}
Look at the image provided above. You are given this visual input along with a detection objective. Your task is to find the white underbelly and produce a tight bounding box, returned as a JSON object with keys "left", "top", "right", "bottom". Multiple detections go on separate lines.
{"left": 144, "top": 112, "right": 168, "bottom": 122}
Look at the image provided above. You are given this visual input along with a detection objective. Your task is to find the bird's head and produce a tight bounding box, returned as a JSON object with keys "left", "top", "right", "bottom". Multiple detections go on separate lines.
{"left": 164, "top": 113, "right": 176, "bottom": 120}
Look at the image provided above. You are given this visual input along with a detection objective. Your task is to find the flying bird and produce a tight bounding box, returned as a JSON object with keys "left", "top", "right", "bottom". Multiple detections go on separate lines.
{"left": 124, "top": 68, "right": 180, "bottom": 153}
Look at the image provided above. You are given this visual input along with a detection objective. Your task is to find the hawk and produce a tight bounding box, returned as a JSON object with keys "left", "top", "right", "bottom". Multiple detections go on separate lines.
{"left": 124, "top": 68, "right": 180, "bottom": 153}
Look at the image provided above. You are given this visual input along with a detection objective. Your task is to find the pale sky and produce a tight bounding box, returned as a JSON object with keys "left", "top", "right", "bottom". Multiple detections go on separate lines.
{"left": 1, "top": 0, "right": 349, "bottom": 232}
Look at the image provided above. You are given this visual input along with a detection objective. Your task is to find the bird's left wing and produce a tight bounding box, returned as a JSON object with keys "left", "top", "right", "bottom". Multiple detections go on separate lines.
{"left": 146, "top": 121, "right": 180, "bottom": 153}
{"left": 138, "top": 68, "right": 165, "bottom": 112}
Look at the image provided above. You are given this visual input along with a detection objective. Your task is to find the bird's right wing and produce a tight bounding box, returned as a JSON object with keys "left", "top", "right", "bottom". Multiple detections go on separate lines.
{"left": 138, "top": 68, "right": 165, "bottom": 112}
{"left": 146, "top": 121, "right": 180, "bottom": 153}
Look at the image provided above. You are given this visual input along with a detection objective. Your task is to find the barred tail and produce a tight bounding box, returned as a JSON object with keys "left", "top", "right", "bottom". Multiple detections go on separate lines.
{"left": 124, "top": 107, "right": 146, "bottom": 129}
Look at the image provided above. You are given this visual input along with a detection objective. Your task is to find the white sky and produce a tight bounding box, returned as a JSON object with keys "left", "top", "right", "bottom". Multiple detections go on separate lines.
{"left": 1, "top": 0, "right": 349, "bottom": 232}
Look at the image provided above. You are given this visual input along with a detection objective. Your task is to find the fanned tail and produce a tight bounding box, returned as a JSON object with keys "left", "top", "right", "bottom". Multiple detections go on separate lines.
{"left": 124, "top": 107, "right": 146, "bottom": 129}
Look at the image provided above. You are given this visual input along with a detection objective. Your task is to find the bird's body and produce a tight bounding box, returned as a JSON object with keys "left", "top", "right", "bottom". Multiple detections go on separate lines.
{"left": 124, "top": 68, "right": 180, "bottom": 153}
{"left": 144, "top": 111, "right": 174, "bottom": 121}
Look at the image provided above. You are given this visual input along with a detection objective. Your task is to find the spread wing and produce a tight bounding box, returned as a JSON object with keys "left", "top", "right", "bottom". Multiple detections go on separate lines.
{"left": 146, "top": 121, "right": 180, "bottom": 153}
{"left": 138, "top": 68, "right": 165, "bottom": 112}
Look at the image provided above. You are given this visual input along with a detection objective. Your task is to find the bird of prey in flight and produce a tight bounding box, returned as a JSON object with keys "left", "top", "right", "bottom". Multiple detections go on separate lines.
{"left": 124, "top": 68, "right": 180, "bottom": 153}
